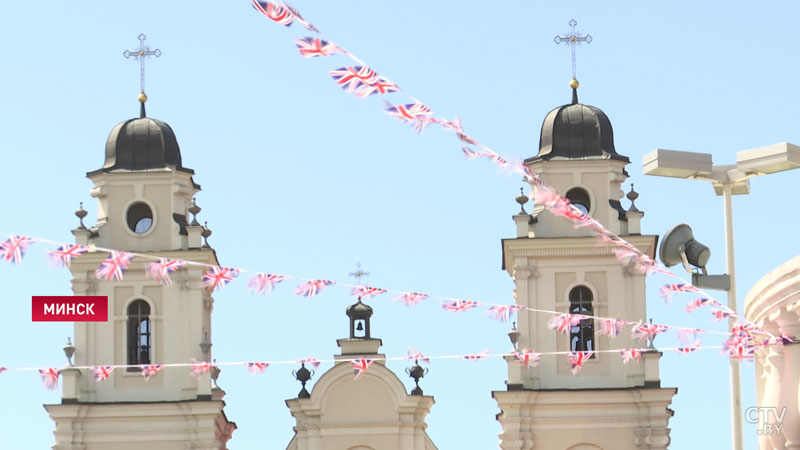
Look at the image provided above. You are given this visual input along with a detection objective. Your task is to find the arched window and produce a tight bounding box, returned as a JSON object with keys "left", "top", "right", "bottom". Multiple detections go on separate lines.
{"left": 569, "top": 286, "right": 595, "bottom": 355}
{"left": 127, "top": 300, "right": 151, "bottom": 368}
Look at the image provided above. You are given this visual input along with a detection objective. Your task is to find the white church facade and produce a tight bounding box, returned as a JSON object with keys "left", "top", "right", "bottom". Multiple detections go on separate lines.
{"left": 43, "top": 80, "right": 684, "bottom": 449}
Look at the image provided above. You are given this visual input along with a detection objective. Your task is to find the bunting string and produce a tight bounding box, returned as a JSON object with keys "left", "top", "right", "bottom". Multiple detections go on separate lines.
{"left": 2, "top": 338, "right": 795, "bottom": 390}
{"left": 0, "top": 232, "right": 748, "bottom": 343}
{"left": 0, "top": 4, "right": 787, "bottom": 394}
{"left": 245, "top": 0, "right": 771, "bottom": 341}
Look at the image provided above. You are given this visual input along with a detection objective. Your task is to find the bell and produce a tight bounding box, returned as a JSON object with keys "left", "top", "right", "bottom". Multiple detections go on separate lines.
{"left": 356, "top": 321, "right": 364, "bottom": 332}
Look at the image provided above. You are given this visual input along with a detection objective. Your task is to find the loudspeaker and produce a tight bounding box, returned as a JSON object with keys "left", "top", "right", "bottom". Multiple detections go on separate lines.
{"left": 659, "top": 223, "right": 711, "bottom": 269}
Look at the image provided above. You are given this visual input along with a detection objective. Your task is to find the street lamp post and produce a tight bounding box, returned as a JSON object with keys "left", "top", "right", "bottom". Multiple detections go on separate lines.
{"left": 643, "top": 142, "right": 800, "bottom": 450}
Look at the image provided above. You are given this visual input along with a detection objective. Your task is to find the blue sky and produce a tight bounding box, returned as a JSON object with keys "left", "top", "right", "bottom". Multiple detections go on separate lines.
{"left": 1, "top": 1, "right": 799, "bottom": 449}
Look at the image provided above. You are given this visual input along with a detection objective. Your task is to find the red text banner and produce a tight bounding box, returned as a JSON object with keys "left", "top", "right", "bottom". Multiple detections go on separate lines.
{"left": 32, "top": 296, "right": 108, "bottom": 322}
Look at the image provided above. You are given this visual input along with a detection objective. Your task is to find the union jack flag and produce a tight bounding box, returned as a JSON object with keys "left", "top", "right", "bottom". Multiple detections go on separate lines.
{"left": 296, "top": 357, "right": 321, "bottom": 369}
{"left": 766, "top": 333, "right": 797, "bottom": 346}
{"left": 0, "top": 367, "right": 6, "bottom": 374}
{"left": 329, "top": 66, "right": 380, "bottom": 93}
{"left": 355, "top": 77, "right": 401, "bottom": 98}
{"left": 0, "top": 235, "right": 34, "bottom": 265}
{"left": 546, "top": 198, "right": 576, "bottom": 219}
{"left": 530, "top": 185, "right": 566, "bottom": 210}
{"left": 39, "top": 368, "right": 59, "bottom": 390}
{"left": 248, "top": 273, "right": 289, "bottom": 295}
{"left": 92, "top": 365, "right": 114, "bottom": 381}
{"left": 140, "top": 364, "right": 164, "bottom": 381}
{"left": 675, "top": 340, "right": 701, "bottom": 354}
{"left": 252, "top": 0, "right": 294, "bottom": 26}
{"left": 613, "top": 248, "right": 641, "bottom": 264}
{"left": 201, "top": 267, "right": 239, "bottom": 292}
{"left": 548, "top": 314, "right": 585, "bottom": 334}
{"left": 616, "top": 243, "right": 642, "bottom": 259}
{"left": 486, "top": 305, "right": 523, "bottom": 322}
{"left": 724, "top": 338, "right": 756, "bottom": 360}
{"left": 595, "top": 232, "right": 617, "bottom": 246}
{"left": 283, "top": 3, "right": 320, "bottom": 33}
{"left": 660, "top": 283, "right": 702, "bottom": 303}
{"left": 406, "top": 348, "right": 430, "bottom": 364}
{"left": 460, "top": 145, "right": 508, "bottom": 167}
{"left": 522, "top": 165, "right": 537, "bottom": 183}
{"left": 351, "top": 285, "right": 388, "bottom": 299}
{"left": 685, "top": 297, "right": 722, "bottom": 313}
{"left": 503, "top": 159, "right": 532, "bottom": 181}
{"left": 634, "top": 259, "right": 675, "bottom": 277}
{"left": 441, "top": 117, "right": 479, "bottom": 145}
{"left": 352, "top": 358, "right": 374, "bottom": 380}
{"left": 442, "top": 299, "right": 480, "bottom": 312}
{"left": 620, "top": 348, "right": 643, "bottom": 364}
{"left": 731, "top": 323, "right": 763, "bottom": 339}
{"left": 245, "top": 362, "right": 270, "bottom": 374}
{"left": 295, "top": 37, "right": 342, "bottom": 58}
{"left": 394, "top": 292, "right": 429, "bottom": 306}
{"left": 631, "top": 322, "right": 668, "bottom": 343}
{"left": 295, "top": 279, "right": 334, "bottom": 298}
{"left": 191, "top": 361, "right": 213, "bottom": 377}
{"left": 459, "top": 350, "right": 491, "bottom": 360}
{"left": 513, "top": 349, "right": 541, "bottom": 368}
{"left": 551, "top": 205, "right": 595, "bottom": 228}
{"left": 484, "top": 149, "right": 508, "bottom": 167}
{"left": 677, "top": 328, "right": 703, "bottom": 345}
{"left": 95, "top": 251, "right": 134, "bottom": 281}
{"left": 49, "top": 244, "right": 86, "bottom": 267}
{"left": 711, "top": 308, "right": 737, "bottom": 321}
{"left": 384, "top": 101, "right": 434, "bottom": 133}
{"left": 597, "top": 319, "right": 627, "bottom": 337}
{"left": 146, "top": 258, "right": 185, "bottom": 286}
{"left": 602, "top": 233, "right": 637, "bottom": 250}
{"left": 568, "top": 351, "right": 593, "bottom": 375}
{"left": 461, "top": 145, "right": 485, "bottom": 160}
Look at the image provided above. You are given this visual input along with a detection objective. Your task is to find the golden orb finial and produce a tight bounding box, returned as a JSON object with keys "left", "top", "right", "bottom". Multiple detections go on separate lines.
{"left": 569, "top": 78, "right": 580, "bottom": 89}
{"left": 138, "top": 92, "right": 148, "bottom": 103}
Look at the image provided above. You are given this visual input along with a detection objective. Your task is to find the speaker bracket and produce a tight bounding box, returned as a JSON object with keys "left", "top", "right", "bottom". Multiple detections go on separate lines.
{"left": 691, "top": 273, "right": 731, "bottom": 291}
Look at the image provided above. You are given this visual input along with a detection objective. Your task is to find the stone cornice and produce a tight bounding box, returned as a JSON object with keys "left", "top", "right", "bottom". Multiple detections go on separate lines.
{"left": 744, "top": 255, "right": 800, "bottom": 327}
{"left": 501, "top": 235, "right": 657, "bottom": 272}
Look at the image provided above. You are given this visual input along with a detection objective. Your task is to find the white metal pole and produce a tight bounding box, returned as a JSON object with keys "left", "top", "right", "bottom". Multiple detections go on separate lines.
{"left": 723, "top": 182, "right": 744, "bottom": 450}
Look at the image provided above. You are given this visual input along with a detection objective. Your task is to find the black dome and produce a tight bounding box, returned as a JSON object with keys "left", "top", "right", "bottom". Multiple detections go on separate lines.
{"left": 529, "top": 89, "right": 629, "bottom": 163}
{"left": 346, "top": 300, "right": 373, "bottom": 318}
{"left": 98, "top": 115, "right": 191, "bottom": 173}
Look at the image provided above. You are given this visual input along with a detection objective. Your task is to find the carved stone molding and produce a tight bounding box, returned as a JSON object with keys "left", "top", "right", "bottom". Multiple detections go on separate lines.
{"left": 634, "top": 427, "right": 670, "bottom": 449}
{"left": 510, "top": 248, "right": 614, "bottom": 258}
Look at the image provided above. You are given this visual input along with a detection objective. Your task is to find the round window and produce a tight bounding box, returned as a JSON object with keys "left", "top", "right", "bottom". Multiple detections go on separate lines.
{"left": 565, "top": 187, "right": 591, "bottom": 215}
{"left": 127, "top": 202, "right": 153, "bottom": 234}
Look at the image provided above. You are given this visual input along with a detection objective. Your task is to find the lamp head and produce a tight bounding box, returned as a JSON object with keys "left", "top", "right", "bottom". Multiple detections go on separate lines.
{"left": 659, "top": 223, "right": 711, "bottom": 273}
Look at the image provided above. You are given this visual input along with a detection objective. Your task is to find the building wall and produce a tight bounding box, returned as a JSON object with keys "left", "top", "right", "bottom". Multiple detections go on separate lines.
{"left": 287, "top": 355, "right": 436, "bottom": 450}
{"left": 744, "top": 255, "right": 800, "bottom": 450}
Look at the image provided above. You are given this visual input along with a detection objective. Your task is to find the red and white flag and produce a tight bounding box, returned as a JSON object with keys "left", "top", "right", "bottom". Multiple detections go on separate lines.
{"left": 39, "top": 368, "right": 59, "bottom": 390}
{"left": 352, "top": 359, "right": 374, "bottom": 380}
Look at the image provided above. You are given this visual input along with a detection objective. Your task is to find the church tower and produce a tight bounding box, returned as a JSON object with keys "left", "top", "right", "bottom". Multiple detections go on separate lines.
{"left": 493, "top": 81, "right": 677, "bottom": 450}
{"left": 286, "top": 295, "right": 438, "bottom": 450}
{"left": 45, "top": 94, "right": 236, "bottom": 449}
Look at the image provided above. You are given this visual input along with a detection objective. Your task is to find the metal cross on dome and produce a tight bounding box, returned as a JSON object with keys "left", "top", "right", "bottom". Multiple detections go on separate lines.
{"left": 553, "top": 19, "right": 592, "bottom": 80}
{"left": 123, "top": 34, "right": 161, "bottom": 94}
{"left": 348, "top": 262, "right": 370, "bottom": 284}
